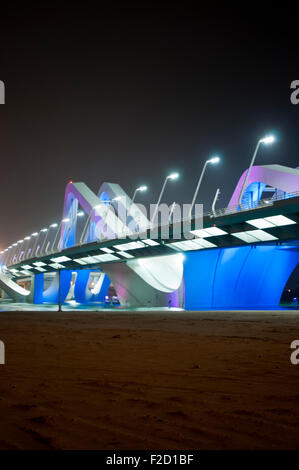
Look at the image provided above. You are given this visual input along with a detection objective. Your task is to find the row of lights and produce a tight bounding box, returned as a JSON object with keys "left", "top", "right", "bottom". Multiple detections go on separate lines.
{"left": 0, "top": 133, "right": 276, "bottom": 264}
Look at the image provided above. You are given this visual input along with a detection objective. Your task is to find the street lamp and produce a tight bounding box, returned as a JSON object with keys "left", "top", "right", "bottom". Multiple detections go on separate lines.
{"left": 52, "top": 218, "right": 70, "bottom": 253}
{"left": 151, "top": 173, "right": 179, "bottom": 224}
{"left": 9, "top": 243, "right": 18, "bottom": 266}
{"left": 63, "top": 210, "right": 87, "bottom": 248}
{"left": 189, "top": 156, "right": 220, "bottom": 218}
{"left": 238, "top": 134, "right": 276, "bottom": 208}
{"left": 34, "top": 228, "right": 48, "bottom": 257}
{"left": 41, "top": 223, "right": 58, "bottom": 255}
{"left": 25, "top": 232, "right": 38, "bottom": 259}
{"left": 19, "top": 236, "right": 31, "bottom": 261}
{"left": 131, "top": 185, "right": 147, "bottom": 203}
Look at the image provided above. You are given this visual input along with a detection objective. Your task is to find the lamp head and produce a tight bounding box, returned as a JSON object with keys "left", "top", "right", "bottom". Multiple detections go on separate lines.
{"left": 168, "top": 172, "right": 179, "bottom": 180}
{"left": 260, "top": 135, "right": 275, "bottom": 145}
{"left": 137, "top": 185, "right": 147, "bottom": 192}
{"left": 208, "top": 156, "right": 220, "bottom": 164}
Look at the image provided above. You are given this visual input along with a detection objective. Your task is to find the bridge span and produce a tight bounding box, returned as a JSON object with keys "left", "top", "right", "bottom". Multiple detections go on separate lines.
{"left": 2, "top": 164, "right": 299, "bottom": 309}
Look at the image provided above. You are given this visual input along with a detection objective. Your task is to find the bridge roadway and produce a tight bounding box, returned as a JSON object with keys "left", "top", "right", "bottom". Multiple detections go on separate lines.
{"left": 6, "top": 194, "right": 299, "bottom": 279}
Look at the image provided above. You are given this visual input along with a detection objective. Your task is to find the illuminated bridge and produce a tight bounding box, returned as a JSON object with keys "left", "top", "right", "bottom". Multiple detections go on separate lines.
{"left": 1, "top": 163, "right": 299, "bottom": 309}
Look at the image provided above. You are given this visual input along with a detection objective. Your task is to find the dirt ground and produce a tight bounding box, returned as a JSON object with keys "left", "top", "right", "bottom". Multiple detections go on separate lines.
{"left": 0, "top": 309, "right": 299, "bottom": 449}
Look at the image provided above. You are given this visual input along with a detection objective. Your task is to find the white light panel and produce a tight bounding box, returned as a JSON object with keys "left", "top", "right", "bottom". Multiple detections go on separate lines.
{"left": 49, "top": 263, "right": 65, "bottom": 269}
{"left": 190, "top": 227, "right": 227, "bottom": 237}
{"left": 101, "top": 247, "right": 114, "bottom": 254}
{"left": 50, "top": 256, "right": 71, "bottom": 263}
{"left": 113, "top": 241, "right": 145, "bottom": 251}
{"left": 118, "top": 251, "right": 134, "bottom": 258}
{"left": 233, "top": 230, "right": 278, "bottom": 243}
{"left": 265, "top": 215, "right": 296, "bottom": 227}
{"left": 143, "top": 239, "right": 160, "bottom": 246}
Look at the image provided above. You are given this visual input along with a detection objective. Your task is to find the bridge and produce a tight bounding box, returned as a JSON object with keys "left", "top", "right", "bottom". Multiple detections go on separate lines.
{"left": 1, "top": 164, "right": 299, "bottom": 309}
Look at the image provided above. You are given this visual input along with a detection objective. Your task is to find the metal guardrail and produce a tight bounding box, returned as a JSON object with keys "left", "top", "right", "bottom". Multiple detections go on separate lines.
{"left": 204, "top": 191, "right": 299, "bottom": 218}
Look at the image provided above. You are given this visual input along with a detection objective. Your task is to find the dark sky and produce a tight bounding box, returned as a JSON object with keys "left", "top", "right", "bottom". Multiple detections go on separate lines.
{"left": 0, "top": 2, "right": 298, "bottom": 249}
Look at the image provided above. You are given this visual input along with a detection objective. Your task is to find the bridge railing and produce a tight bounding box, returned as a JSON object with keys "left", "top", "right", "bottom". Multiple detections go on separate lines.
{"left": 203, "top": 190, "right": 299, "bottom": 219}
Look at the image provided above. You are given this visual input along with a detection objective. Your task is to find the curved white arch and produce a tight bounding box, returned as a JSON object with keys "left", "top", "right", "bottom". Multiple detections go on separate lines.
{"left": 0, "top": 273, "right": 30, "bottom": 301}
{"left": 127, "top": 254, "right": 184, "bottom": 293}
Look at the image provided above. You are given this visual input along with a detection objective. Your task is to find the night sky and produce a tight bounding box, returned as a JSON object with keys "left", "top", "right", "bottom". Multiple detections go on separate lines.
{"left": 0, "top": 3, "right": 298, "bottom": 249}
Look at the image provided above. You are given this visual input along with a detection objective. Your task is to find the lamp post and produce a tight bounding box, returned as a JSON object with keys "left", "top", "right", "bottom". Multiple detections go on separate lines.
{"left": 19, "top": 236, "right": 31, "bottom": 261}
{"left": 127, "top": 186, "right": 148, "bottom": 236}
{"left": 51, "top": 218, "right": 70, "bottom": 253}
{"left": 41, "top": 223, "right": 58, "bottom": 255}
{"left": 34, "top": 228, "right": 48, "bottom": 257}
{"left": 9, "top": 243, "right": 18, "bottom": 266}
{"left": 9, "top": 240, "right": 23, "bottom": 265}
{"left": 238, "top": 135, "right": 275, "bottom": 208}
{"left": 189, "top": 156, "right": 220, "bottom": 218}
{"left": 151, "top": 173, "right": 179, "bottom": 224}
{"left": 131, "top": 185, "right": 147, "bottom": 203}
{"left": 169, "top": 202, "right": 177, "bottom": 222}
{"left": 211, "top": 188, "right": 221, "bottom": 216}
{"left": 63, "top": 210, "right": 85, "bottom": 249}
{"left": 26, "top": 232, "right": 38, "bottom": 259}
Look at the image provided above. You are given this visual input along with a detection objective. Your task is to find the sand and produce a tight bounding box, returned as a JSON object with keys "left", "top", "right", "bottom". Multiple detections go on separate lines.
{"left": 0, "top": 309, "right": 299, "bottom": 450}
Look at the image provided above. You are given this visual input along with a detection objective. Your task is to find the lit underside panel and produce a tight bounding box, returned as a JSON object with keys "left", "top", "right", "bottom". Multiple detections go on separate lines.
{"left": 190, "top": 227, "right": 227, "bottom": 237}
{"left": 246, "top": 215, "right": 296, "bottom": 229}
{"left": 233, "top": 230, "right": 278, "bottom": 243}
{"left": 168, "top": 238, "right": 217, "bottom": 251}
{"left": 113, "top": 241, "right": 145, "bottom": 251}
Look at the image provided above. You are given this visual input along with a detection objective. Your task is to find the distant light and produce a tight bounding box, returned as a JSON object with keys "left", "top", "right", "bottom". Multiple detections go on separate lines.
{"left": 261, "top": 135, "right": 275, "bottom": 145}
{"left": 113, "top": 196, "right": 122, "bottom": 201}
{"left": 168, "top": 172, "right": 179, "bottom": 180}
{"left": 137, "top": 185, "right": 147, "bottom": 192}
{"left": 31, "top": 232, "right": 38, "bottom": 237}
{"left": 69, "top": 180, "right": 73, "bottom": 184}
{"left": 24, "top": 236, "right": 31, "bottom": 240}
{"left": 50, "top": 223, "right": 58, "bottom": 228}
{"left": 41, "top": 228, "right": 48, "bottom": 232}
{"left": 208, "top": 156, "right": 220, "bottom": 164}
{"left": 62, "top": 218, "right": 70, "bottom": 223}
{"left": 17, "top": 240, "right": 23, "bottom": 243}
{"left": 77, "top": 211, "right": 84, "bottom": 217}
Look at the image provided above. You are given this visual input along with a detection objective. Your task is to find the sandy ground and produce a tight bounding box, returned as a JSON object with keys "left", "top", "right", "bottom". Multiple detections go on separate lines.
{"left": 0, "top": 309, "right": 299, "bottom": 449}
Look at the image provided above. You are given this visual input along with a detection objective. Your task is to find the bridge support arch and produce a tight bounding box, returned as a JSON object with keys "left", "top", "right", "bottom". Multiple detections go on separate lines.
{"left": 33, "top": 271, "right": 72, "bottom": 304}
{"left": 184, "top": 244, "right": 299, "bottom": 309}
